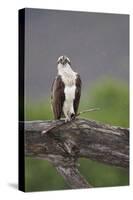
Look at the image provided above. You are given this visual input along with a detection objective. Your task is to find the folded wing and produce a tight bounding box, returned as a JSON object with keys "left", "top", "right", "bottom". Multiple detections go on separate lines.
{"left": 51, "top": 75, "right": 65, "bottom": 119}
{"left": 73, "top": 74, "right": 82, "bottom": 115}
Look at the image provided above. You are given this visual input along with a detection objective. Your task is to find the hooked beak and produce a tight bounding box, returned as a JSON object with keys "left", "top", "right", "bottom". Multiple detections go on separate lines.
{"left": 62, "top": 56, "right": 65, "bottom": 65}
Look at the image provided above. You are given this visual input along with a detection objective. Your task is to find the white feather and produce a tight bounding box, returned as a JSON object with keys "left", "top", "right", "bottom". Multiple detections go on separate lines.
{"left": 63, "top": 85, "right": 76, "bottom": 115}
{"left": 57, "top": 63, "right": 77, "bottom": 121}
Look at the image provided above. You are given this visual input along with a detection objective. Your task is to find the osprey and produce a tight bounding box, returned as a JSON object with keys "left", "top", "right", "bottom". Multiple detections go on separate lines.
{"left": 51, "top": 55, "right": 81, "bottom": 122}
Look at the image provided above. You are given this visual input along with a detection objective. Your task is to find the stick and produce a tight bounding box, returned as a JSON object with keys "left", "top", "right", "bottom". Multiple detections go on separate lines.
{"left": 76, "top": 107, "right": 100, "bottom": 116}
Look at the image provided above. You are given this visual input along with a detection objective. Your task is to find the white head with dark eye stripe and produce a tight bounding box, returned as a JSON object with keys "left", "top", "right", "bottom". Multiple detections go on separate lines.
{"left": 57, "top": 55, "right": 73, "bottom": 75}
{"left": 57, "top": 55, "right": 71, "bottom": 66}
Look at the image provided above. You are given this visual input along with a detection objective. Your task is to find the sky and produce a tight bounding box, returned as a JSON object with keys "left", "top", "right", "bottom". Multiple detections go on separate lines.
{"left": 23, "top": 8, "right": 129, "bottom": 103}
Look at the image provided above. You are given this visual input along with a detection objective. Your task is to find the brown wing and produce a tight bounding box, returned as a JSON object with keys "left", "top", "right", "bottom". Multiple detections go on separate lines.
{"left": 73, "top": 74, "right": 82, "bottom": 115}
{"left": 51, "top": 75, "right": 65, "bottom": 119}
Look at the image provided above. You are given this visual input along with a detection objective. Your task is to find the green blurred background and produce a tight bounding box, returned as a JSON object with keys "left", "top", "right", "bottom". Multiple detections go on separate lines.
{"left": 25, "top": 78, "right": 129, "bottom": 192}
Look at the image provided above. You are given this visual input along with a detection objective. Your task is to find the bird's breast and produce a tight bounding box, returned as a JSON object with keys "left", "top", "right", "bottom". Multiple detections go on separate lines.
{"left": 60, "top": 72, "right": 77, "bottom": 103}
{"left": 64, "top": 85, "right": 76, "bottom": 102}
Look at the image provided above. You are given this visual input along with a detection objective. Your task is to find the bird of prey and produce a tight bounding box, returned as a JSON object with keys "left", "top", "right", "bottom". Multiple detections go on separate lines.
{"left": 51, "top": 55, "right": 81, "bottom": 122}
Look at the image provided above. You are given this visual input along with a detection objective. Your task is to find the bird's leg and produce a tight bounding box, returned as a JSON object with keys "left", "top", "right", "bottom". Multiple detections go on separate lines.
{"left": 64, "top": 111, "right": 71, "bottom": 123}
{"left": 65, "top": 112, "right": 76, "bottom": 122}
{"left": 71, "top": 113, "right": 76, "bottom": 120}
{"left": 65, "top": 117, "right": 71, "bottom": 123}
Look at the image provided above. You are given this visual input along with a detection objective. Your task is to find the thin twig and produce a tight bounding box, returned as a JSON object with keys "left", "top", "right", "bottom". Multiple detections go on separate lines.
{"left": 76, "top": 108, "right": 100, "bottom": 116}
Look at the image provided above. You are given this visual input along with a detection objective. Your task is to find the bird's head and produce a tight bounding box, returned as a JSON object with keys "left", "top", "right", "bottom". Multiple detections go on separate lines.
{"left": 57, "top": 55, "right": 74, "bottom": 75}
{"left": 57, "top": 55, "right": 71, "bottom": 66}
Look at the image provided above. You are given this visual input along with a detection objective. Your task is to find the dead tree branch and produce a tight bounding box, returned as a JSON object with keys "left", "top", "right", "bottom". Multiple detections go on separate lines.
{"left": 22, "top": 118, "right": 129, "bottom": 189}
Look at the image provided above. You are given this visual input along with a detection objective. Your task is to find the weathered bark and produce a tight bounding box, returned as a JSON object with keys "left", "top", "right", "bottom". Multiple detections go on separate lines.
{"left": 23, "top": 118, "right": 129, "bottom": 188}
